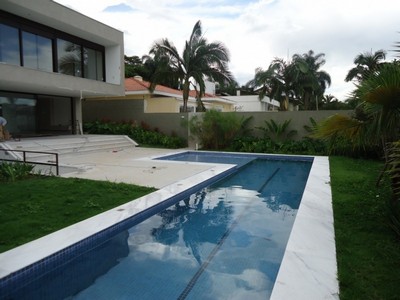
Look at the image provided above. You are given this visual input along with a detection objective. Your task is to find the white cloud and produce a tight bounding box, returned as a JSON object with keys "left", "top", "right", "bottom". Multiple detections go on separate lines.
{"left": 56, "top": 0, "right": 400, "bottom": 101}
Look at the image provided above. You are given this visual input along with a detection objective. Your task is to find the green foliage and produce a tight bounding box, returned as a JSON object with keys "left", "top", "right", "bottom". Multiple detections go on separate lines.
{"left": 230, "top": 136, "right": 326, "bottom": 155}
{"left": 313, "top": 114, "right": 383, "bottom": 158}
{"left": 190, "top": 114, "right": 328, "bottom": 155}
{"left": 303, "top": 117, "right": 318, "bottom": 134}
{"left": 84, "top": 120, "right": 186, "bottom": 149}
{"left": 246, "top": 50, "right": 331, "bottom": 111}
{"left": 189, "top": 110, "right": 253, "bottom": 150}
{"left": 315, "top": 62, "right": 400, "bottom": 158}
{"left": 0, "top": 162, "right": 34, "bottom": 182}
{"left": 229, "top": 136, "right": 275, "bottom": 153}
{"left": 149, "top": 20, "right": 234, "bottom": 112}
{"left": 386, "top": 141, "right": 400, "bottom": 237}
{"left": 257, "top": 119, "right": 297, "bottom": 143}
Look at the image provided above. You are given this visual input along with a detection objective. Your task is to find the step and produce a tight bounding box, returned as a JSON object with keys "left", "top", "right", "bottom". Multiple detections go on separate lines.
{"left": 2, "top": 135, "right": 138, "bottom": 161}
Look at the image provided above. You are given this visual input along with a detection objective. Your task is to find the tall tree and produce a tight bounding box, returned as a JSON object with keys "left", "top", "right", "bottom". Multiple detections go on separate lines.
{"left": 247, "top": 50, "right": 330, "bottom": 110}
{"left": 292, "top": 50, "right": 331, "bottom": 110}
{"left": 345, "top": 49, "right": 386, "bottom": 83}
{"left": 124, "top": 55, "right": 142, "bottom": 78}
{"left": 149, "top": 20, "right": 234, "bottom": 112}
{"left": 216, "top": 79, "right": 240, "bottom": 96}
{"left": 316, "top": 62, "right": 400, "bottom": 156}
{"left": 246, "top": 58, "right": 298, "bottom": 110}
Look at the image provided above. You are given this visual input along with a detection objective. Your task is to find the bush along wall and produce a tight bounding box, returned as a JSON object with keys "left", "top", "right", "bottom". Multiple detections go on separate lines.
{"left": 189, "top": 110, "right": 328, "bottom": 155}
{"left": 83, "top": 120, "right": 187, "bottom": 149}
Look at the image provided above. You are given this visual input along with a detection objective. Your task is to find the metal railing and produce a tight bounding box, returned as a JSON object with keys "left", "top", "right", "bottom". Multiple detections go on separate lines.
{"left": 0, "top": 149, "right": 59, "bottom": 175}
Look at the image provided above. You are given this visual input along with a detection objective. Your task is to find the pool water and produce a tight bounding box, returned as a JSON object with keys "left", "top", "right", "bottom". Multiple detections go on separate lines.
{"left": 155, "top": 151, "right": 256, "bottom": 167}
{"left": 7, "top": 155, "right": 312, "bottom": 299}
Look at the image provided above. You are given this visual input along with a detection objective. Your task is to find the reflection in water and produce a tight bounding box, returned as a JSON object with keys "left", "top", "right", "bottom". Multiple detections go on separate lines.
{"left": 152, "top": 190, "right": 234, "bottom": 265}
{"left": 10, "top": 231, "right": 130, "bottom": 300}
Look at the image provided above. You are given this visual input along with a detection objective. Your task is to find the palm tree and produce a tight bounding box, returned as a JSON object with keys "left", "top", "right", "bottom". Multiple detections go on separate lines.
{"left": 246, "top": 58, "right": 298, "bottom": 111}
{"left": 292, "top": 50, "right": 331, "bottom": 110}
{"left": 322, "top": 94, "right": 338, "bottom": 104}
{"left": 149, "top": 20, "right": 234, "bottom": 112}
{"left": 247, "top": 50, "right": 330, "bottom": 111}
{"left": 316, "top": 62, "right": 400, "bottom": 156}
{"left": 345, "top": 49, "right": 386, "bottom": 83}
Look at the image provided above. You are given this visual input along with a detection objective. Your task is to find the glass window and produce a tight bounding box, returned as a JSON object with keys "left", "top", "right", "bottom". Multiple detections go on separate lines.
{"left": 0, "top": 93, "right": 37, "bottom": 136}
{"left": 22, "top": 31, "right": 52, "bottom": 72}
{"left": 96, "top": 50, "right": 104, "bottom": 81}
{"left": 0, "top": 24, "right": 20, "bottom": 66}
{"left": 57, "top": 39, "right": 82, "bottom": 77}
{"left": 83, "top": 47, "right": 104, "bottom": 80}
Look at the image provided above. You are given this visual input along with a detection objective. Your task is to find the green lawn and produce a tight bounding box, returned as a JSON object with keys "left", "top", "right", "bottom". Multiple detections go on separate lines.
{"left": 330, "top": 156, "right": 400, "bottom": 300}
{"left": 0, "top": 177, "right": 156, "bottom": 253}
{"left": 1, "top": 157, "right": 400, "bottom": 299}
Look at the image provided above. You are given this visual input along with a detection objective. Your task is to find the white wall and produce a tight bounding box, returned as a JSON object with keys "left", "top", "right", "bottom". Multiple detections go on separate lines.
{"left": 222, "top": 95, "right": 279, "bottom": 112}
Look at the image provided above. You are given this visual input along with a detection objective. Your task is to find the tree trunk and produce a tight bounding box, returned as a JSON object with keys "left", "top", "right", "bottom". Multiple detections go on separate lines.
{"left": 182, "top": 80, "right": 190, "bottom": 112}
{"left": 280, "top": 95, "right": 289, "bottom": 111}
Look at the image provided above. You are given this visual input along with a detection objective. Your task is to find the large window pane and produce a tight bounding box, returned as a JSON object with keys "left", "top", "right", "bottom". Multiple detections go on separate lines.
{"left": 0, "top": 93, "right": 36, "bottom": 135}
{"left": 0, "top": 24, "right": 20, "bottom": 66}
{"left": 57, "top": 39, "right": 81, "bottom": 77}
{"left": 84, "top": 47, "right": 104, "bottom": 81}
{"left": 96, "top": 50, "right": 104, "bottom": 81}
{"left": 83, "top": 47, "right": 97, "bottom": 80}
{"left": 22, "top": 31, "right": 53, "bottom": 72}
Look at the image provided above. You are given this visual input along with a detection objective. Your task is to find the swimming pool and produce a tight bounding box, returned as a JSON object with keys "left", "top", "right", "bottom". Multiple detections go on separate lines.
{"left": 0, "top": 152, "right": 338, "bottom": 299}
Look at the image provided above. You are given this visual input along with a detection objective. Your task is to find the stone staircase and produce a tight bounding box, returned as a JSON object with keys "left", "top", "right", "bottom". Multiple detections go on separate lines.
{"left": 1, "top": 135, "right": 138, "bottom": 163}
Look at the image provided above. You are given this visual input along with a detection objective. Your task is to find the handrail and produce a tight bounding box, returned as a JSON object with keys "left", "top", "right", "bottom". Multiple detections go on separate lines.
{"left": 0, "top": 148, "right": 59, "bottom": 175}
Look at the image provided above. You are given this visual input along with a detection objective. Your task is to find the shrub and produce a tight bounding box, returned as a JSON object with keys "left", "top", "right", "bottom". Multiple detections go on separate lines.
{"left": 189, "top": 110, "right": 253, "bottom": 150}
{"left": 257, "top": 119, "right": 297, "bottom": 144}
{"left": 0, "top": 162, "right": 34, "bottom": 182}
{"left": 83, "top": 120, "right": 186, "bottom": 149}
{"left": 386, "top": 141, "right": 400, "bottom": 237}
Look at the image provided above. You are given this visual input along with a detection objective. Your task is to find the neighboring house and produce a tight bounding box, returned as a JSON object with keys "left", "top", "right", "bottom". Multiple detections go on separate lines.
{"left": 222, "top": 91, "right": 280, "bottom": 112}
{"left": 0, "top": 0, "right": 124, "bottom": 138}
{"left": 85, "top": 76, "right": 236, "bottom": 113}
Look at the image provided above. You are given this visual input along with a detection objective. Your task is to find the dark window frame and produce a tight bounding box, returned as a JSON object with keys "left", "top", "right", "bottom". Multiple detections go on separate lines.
{"left": 0, "top": 10, "right": 106, "bottom": 81}
{"left": 0, "top": 89, "right": 75, "bottom": 134}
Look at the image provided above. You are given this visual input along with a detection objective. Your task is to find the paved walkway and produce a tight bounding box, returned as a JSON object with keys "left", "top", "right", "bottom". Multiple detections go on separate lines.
{"left": 59, "top": 147, "right": 215, "bottom": 188}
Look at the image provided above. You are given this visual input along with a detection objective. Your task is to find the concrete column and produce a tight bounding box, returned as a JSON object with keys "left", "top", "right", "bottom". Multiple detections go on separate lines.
{"left": 73, "top": 97, "right": 83, "bottom": 135}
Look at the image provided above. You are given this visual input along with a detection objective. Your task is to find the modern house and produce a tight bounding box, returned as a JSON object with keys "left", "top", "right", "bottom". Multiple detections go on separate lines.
{"left": 83, "top": 76, "right": 236, "bottom": 116}
{"left": 222, "top": 91, "right": 280, "bottom": 112}
{"left": 0, "top": 0, "right": 124, "bottom": 138}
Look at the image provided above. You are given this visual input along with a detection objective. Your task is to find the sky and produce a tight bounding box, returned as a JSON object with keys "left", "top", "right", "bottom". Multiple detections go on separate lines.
{"left": 55, "top": 0, "right": 400, "bottom": 101}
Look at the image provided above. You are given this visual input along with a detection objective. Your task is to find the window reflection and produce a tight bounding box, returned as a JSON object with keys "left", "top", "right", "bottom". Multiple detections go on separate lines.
{"left": 0, "top": 16, "right": 105, "bottom": 82}
{"left": 57, "top": 39, "right": 82, "bottom": 76}
{"left": 22, "top": 31, "right": 53, "bottom": 72}
{"left": 84, "top": 47, "right": 103, "bottom": 80}
{"left": 0, "top": 24, "right": 20, "bottom": 65}
{"left": 0, "top": 94, "right": 36, "bottom": 135}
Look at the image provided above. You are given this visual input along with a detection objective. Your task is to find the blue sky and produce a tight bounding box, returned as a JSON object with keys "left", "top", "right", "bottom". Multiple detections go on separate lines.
{"left": 56, "top": 0, "right": 400, "bottom": 101}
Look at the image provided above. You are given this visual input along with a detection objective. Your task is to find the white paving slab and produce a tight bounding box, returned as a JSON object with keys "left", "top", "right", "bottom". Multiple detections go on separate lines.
{"left": 270, "top": 156, "right": 339, "bottom": 300}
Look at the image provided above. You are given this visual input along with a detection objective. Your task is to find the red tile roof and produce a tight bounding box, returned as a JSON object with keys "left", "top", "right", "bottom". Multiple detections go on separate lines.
{"left": 125, "top": 77, "right": 182, "bottom": 97}
{"left": 125, "top": 77, "right": 216, "bottom": 99}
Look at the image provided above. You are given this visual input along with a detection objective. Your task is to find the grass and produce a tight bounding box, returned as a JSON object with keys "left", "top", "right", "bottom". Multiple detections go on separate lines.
{"left": 0, "top": 176, "right": 156, "bottom": 253}
{"left": 330, "top": 156, "right": 400, "bottom": 300}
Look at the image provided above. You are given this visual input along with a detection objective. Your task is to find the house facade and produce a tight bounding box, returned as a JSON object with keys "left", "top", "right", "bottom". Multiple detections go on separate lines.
{"left": 222, "top": 94, "right": 280, "bottom": 112}
{"left": 0, "top": 0, "right": 124, "bottom": 137}
{"left": 84, "top": 76, "right": 236, "bottom": 115}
